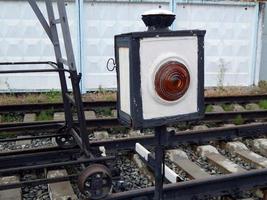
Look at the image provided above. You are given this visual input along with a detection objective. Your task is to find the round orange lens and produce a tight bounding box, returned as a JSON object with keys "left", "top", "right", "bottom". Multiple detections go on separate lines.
{"left": 154, "top": 61, "right": 190, "bottom": 101}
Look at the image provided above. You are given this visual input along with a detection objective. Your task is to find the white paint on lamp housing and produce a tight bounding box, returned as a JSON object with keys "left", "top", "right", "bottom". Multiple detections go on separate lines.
{"left": 140, "top": 37, "right": 198, "bottom": 120}
{"left": 119, "top": 47, "right": 131, "bottom": 115}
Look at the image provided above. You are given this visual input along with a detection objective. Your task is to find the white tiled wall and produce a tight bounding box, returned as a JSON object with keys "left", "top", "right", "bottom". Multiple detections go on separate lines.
{"left": 175, "top": 4, "right": 256, "bottom": 86}
{"left": 83, "top": 1, "right": 169, "bottom": 90}
{"left": 0, "top": 1, "right": 260, "bottom": 92}
{"left": 0, "top": 1, "right": 76, "bottom": 91}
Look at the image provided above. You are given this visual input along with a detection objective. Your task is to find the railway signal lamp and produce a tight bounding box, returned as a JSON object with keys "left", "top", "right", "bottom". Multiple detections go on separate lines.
{"left": 115, "top": 9, "right": 206, "bottom": 200}
{"left": 115, "top": 9, "right": 206, "bottom": 129}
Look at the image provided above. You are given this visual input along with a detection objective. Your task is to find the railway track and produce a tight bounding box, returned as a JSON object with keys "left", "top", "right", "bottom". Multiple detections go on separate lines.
{"left": 1, "top": 94, "right": 267, "bottom": 199}
{"left": 0, "top": 94, "right": 267, "bottom": 133}
{"left": 0, "top": 94, "right": 266, "bottom": 114}
{"left": 1, "top": 124, "right": 267, "bottom": 199}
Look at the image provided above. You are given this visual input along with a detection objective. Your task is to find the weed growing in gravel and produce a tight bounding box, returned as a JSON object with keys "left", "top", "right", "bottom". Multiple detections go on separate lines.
{"left": 259, "top": 100, "right": 267, "bottom": 109}
{"left": 91, "top": 86, "right": 116, "bottom": 101}
{"left": 205, "top": 105, "right": 213, "bottom": 112}
{"left": 217, "top": 59, "right": 228, "bottom": 91}
{"left": 109, "top": 127, "right": 129, "bottom": 135}
{"left": 173, "top": 122, "right": 191, "bottom": 131}
{"left": 45, "top": 89, "right": 62, "bottom": 103}
{"left": 222, "top": 104, "right": 234, "bottom": 112}
{"left": 233, "top": 115, "right": 244, "bottom": 125}
{"left": 36, "top": 110, "right": 54, "bottom": 121}
{"left": 105, "top": 95, "right": 115, "bottom": 101}
{"left": 95, "top": 107, "right": 112, "bottom": 117}
{"left": 1, "top": 113, "right": 23, "bottom": 122}
{"left": 98, "top": 85, "right": 106, "bottom": 94}
{"left": 258, "top": 80, "right": 267, "bottom": 92}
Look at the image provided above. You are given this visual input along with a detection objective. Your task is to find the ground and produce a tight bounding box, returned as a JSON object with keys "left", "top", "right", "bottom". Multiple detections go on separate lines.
{"left": 0, "top": 83, "right": 267, "bottom": 105}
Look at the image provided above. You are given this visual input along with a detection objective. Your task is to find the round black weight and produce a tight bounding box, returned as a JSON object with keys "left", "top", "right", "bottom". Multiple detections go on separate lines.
{"left": 55, "top": 134, "right": 77, "bottom": 148}
{"left": 78, "top": 164, "right": 112, "bottom": 200}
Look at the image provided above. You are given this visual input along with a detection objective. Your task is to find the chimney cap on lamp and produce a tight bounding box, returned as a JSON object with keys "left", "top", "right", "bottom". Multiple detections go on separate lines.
{"left": 142, "top": 9, "right": 176, "bottom": 31}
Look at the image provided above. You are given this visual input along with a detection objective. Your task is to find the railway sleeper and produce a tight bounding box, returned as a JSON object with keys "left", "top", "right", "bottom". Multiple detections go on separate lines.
{"left": 47, "top": 169, "right": 78, "bottom": 200}
{"left": 251, "top": 138, "right": 267, "bottom": 157}
{"left": 135, "top": 143, "right": 181, "bottom": 183}
{"left": 16, "top": 113, "right": 36, "bottom": 147}
{"left": 132, "top": 154, "right": 155, "bottom": 183}
{"left": 0, "top": 175, "right": 21, "bottom": 200}
{"left": 225, "top": 141, "right": 267, "bottom": 168}
{"left": 198, "top": 144, "right": 267, "bottom": 199}
{"left": 197, "top": 145, "right": 246, "bottom": 174}
{"left": 167, "top": 149, "right": 211, "bottom": 180}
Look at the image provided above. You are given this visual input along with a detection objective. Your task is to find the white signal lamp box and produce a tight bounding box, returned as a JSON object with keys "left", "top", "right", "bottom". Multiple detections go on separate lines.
{"left": 115, "top": 10, "right": 206, "bottom": 129}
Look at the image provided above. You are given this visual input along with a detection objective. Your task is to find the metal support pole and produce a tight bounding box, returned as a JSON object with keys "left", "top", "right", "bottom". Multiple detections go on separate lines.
{"left": 76, "top": 0, "right": 86, "bottom": 93}
{"left": 154, "top": 126, "right": 166, "bottom": 200}
{"left": 169, "top": 0, "right": 176, "bottom": 30}
{"left": 28, "top": 0, "right": 91, "bottom": 156}
{"left": 57, "top": 0, "right": 91, "bottom": 153}
{"left": 45, "top": 0, "right": 74, "bottom": 127}
{"left": 27, "top": 0, "right": 53, "bottom": 42}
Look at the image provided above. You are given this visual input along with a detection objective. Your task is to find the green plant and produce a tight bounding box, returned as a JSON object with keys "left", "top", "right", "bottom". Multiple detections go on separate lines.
{"left": 258, "top": 80, "right": 267, "bottom": 91}
{"left": 4, "top": 78, "right": 15, "bottom": 95}
{"left": 174, "top": 122, "right": 191, "bottom": 131}
{"left": 36, "top": 110, "right": 54, "bottom": 121}
{"left": 222, "top": 104, "right": 234, "bottom": 112}
{"left": 105, "top": 95, "right": 115, "bottom": 101}
{"left": 95, "top": 107, "right": 112, "bottom": 117}
{"left": 205, "top": 105, "right": 213, "bottom": 113}
{"left": 97, "top": 85, "right": 107, "bottom": 94}
{"left": 233, "top": 114, "right": 244, "bottom": 125}
{"left": 217, "top": 59, "right": 228, "bottom": 91}
{"left": 110, "top": 127, "right": 129, "bottom": 134}
{"left": 1, "top": 113, "right": 23, "bottom": 122}
{"left": 45, "top": 89, "right": 61, "bottom": 103}
{"left": 259, "top": 100, "right": 267, "bottom": 110}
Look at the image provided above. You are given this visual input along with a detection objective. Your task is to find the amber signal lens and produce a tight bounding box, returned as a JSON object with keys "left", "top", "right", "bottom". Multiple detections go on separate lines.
{"left": 154, "top": 61, "right": 190, "bottom": 101}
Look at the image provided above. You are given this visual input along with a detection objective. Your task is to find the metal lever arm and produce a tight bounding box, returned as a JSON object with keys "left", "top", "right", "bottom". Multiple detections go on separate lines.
{"left": 27, "top": 0, "right": 53, "bottom": 42}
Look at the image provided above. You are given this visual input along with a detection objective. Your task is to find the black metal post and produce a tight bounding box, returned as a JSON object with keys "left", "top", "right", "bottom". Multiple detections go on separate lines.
{"left": 44, "top": 0, "right": 74, "bottom": 128}
{"left": 154, "top": 126, "right": 166, "bottom": 200}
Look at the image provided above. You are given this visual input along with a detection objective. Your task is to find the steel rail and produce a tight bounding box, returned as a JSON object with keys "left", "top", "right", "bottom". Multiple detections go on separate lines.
{"left": 0, "top": 121, "right": 265, "bottom": 175}
{"left": 0, "top": 109, "right": 267, "bottom": 133}
{"left": 106, "top": 168, "right": 267, "bottom": 200}
{"left": 204, "top": 110, "right": 267, "bottom": 122}
{"left": 0, "top": 147, "right": 79, "bottom": 160}
{"left": 0, "top": 118, "right": 119, "bottom": 132}
{"left": 0, "top": 94, "right": 266, "bottom": 114}
{"left": 90, "top": 122, "right": 267, "bottom": 150}
{"left": 3, "top": 119, "right": 265, "bottom": 154}
{"left": 0, "top": 133, "right": 64, "bottom": 143}
{"left": 0, "top": 122, "right": 64, "bottom": 132}
{"left": 0, "top": 146, "right": 65, "bottom": 157}
{"left": 0, "top": 156, "right": 115, "bottom": 174}
{"left": 0, "top": 147, "right": 81, "bottom": 169}
{"left": 204, "top": 94, "right": 267, "bottom": 104}
{"left": 1, "top": 140, "right": 267, "bottom": 198}
{"left": 0, "top": 101, "right": 116, "bottom": 113}
{"left": 0, "top": 174, "right": 77, "bottom": 191}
